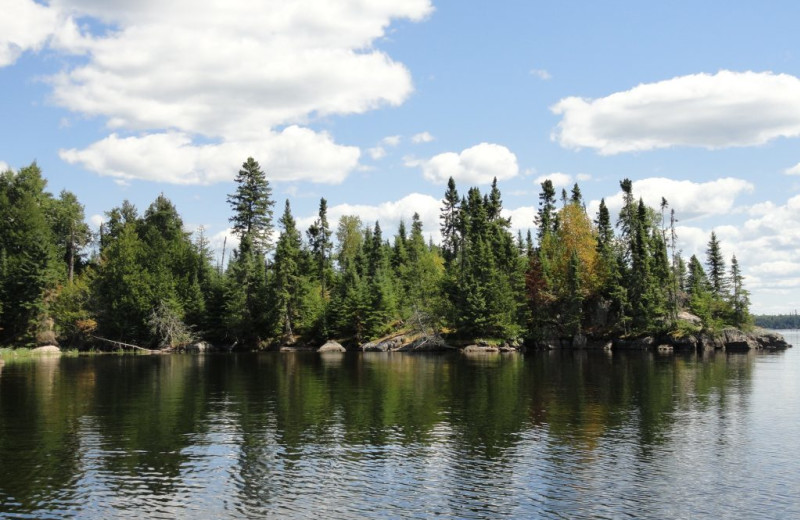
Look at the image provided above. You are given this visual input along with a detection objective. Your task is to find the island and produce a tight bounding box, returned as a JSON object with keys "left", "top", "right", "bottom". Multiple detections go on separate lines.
{"left": 0, "top": 159, "right": 792, "bottom": 355}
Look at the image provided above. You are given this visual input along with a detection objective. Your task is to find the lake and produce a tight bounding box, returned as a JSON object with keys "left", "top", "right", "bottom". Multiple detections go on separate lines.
{"left": 1, "top": 331, "right": 798, "bottom": 519}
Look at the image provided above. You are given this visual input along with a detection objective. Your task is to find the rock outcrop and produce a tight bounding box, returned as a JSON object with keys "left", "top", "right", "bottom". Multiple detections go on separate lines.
{"left": 317, "top": 340, "right": 346, "bottom": 353}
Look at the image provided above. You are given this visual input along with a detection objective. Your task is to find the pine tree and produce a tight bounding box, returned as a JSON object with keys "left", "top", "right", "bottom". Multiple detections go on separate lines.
{"left": 227, "top": 157, "right": 275, "bottom": 255}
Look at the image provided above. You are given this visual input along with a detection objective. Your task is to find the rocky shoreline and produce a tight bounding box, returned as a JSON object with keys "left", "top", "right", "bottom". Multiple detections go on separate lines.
{"left": 272, "top": 326, "right": 793, "bottom": 355}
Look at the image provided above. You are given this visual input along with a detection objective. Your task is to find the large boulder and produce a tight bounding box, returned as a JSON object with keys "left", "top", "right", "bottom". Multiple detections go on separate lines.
{"left": 722, "top": 328, "right": 759, "bottom": 351}
{"left": 750, "top": 329, "right": 792, "bottom": 350}
{"left": 317, "top": 340, "right": 346, "bottom": 353}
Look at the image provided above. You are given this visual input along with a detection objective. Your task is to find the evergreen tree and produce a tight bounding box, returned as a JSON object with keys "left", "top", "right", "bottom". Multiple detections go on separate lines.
{"left": 49, "top": 190, "right": 91, "bottom": 284}
{"left": 535, "top": 179, "right": 557, "bottom": 241}
{"left": 307, "top": 198, "right": 333, "bottom": 338}
{"left": 227, "top": 157, "right": 275, "bottom": 254}
{"left": 729, "top": 255, "right": 750, "bottom": 327}
{"left": 0, "top": 163, "right": 60, "bottom": 345}
{"left": 705, "top": 231, "right": 727, "bottom": 297}
{"left": 273, "top": 200, "right": 304, "bottom": 338}
{"left": 440, "top": 177, "right": 460, "bottom": 264}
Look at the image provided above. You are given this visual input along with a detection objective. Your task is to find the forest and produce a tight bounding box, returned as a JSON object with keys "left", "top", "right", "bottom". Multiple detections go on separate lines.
{"left": 753, "top": 313, "right": 800, "bottom": 329}
{"left": 0, "top": 158, "right": 751, "bottom": 349}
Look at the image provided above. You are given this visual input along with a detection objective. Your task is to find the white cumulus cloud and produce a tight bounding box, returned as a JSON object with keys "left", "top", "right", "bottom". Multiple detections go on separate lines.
{"left": 588, "top": 177, "right": 754, "bottom": 222}
{"left": 9, "top": 0, "right": 433, "bottom": 184}
{"left": 60, "top": 126, "right": 360, "bottom": 185}
{"left": 299, "top": 192, "right": 443, "bottom": 243}
{"left": 411, "top": 131, "right": 434, "bottom": 143}
{"left": 551, "top": 70, "right": 800, "bottom": 155}
{"left": 534, "top": 172, "right": 574, "bottom": 188}
{"left": 0, "top": 0, "right": 63, "bottom": 66}
{"left": 786, "top": 162, "right": 800, "bottom": 175}
{"left": 412, "top": 143, "right": 519, "bottom": 185}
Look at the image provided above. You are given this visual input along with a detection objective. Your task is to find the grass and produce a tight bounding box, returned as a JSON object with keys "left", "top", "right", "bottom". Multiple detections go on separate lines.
{"left": 0, "top": 346, "right": 155, "bottom": 362}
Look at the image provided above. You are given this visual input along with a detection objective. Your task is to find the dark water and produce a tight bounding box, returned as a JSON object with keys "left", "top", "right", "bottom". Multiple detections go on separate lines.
{"left": 1, "top": 332, "right": 799, "bottom": 519}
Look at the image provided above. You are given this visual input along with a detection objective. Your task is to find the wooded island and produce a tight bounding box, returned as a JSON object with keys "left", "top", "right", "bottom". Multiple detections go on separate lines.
{"left": 0, "top": 158, "right": 783, "bottom": 353}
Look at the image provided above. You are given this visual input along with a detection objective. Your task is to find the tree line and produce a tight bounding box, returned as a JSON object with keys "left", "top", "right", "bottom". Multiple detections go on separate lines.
{"left": 753, "top": 313, "right": 800, "bottom": 330}
{"left": 0, "top": 159, "right": 751, "bottom": 349}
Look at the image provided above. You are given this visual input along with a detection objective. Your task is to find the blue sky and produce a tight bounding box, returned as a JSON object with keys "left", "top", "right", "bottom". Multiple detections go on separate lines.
{"left": 2, "top": 0, "right": 800, "bottom": 313}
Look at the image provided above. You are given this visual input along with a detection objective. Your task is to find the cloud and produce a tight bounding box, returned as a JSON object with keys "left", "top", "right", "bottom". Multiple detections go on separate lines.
{"left": 786, "top": 163, "right": 800, "bottom": 175}
{"left": 367, "top": 147, "right": 387, "bottom": 160}
{"left": 0, "top": 0, "right": 62, "bottom": 66}
{"left": 11, "top": 0, "right": 433, "bottom": 184}
{"left": 411, "top": 131, "right": 434, "bottom": 143}
{"left": 551, "top": 70, "right": 800, "bottom": 154}
{"left": 59, "top": 126, "right": 360, "bottom": 185}
{"left": 299, "top": 192, "right": 443, "bottom": 243}
{"left": 587, "top": 177, "right": 754, "bottom": 222}
{"left": 381, "top": 135, "right": 402, "bottom": 147}
{"left": 502, "top": 206, "right": 537, "bottom": 237}
{"left": 576, "top": 173, "right": 592, "bottom": 182}
{"left": 530, "top": 68, "right": 551, "bottom": 80}
{"left": 534, "top": 172, "right": 573, "bottom": 188}
{"left": 412, "top": 143, "right": 519, "bottom": 185}
{"left": 0, "top": 161, "right": 10, "bottom": 172}
{"left": 595, "top": 187, "right": 799, "bottom": 313}
{"left": 89, "top": 214, "right": 105, "bottom": 230}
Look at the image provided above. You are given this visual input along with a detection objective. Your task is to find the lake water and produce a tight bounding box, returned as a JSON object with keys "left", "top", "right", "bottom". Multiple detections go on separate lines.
{"left": 1, "top": 331, "right": 799, "bottom": 519}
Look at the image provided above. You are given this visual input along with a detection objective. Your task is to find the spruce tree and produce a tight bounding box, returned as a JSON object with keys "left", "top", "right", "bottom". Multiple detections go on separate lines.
{"left": 535, "top": 179, "right": 557, "bottom": 241}
{"left": 273, "top": 200, "right": 303, "bottom": 337}
{"left": 440, "top": 177, "right": 460, "bottom": 264}
{"left": 705, "top": 231, "right": 727, "bottom": 297}
{"left": 227, "top": 157, "right": 275, "bottom": 254}
{"left": 729, "top": 255, "right": 750, "bottom": 327}
{"left": 307, "top": 198, "right": 333, "bottom": 338}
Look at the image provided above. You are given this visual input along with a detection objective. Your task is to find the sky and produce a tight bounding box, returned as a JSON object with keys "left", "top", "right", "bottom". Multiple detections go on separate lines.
{"left": 1, "top": 0, "right": 800, "bottom": 314}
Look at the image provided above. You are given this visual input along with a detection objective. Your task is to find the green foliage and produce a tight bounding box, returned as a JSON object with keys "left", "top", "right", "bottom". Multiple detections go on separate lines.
{"left": 0, "top": 161, "right": 757, "bottom": 349}
{"left": 227, "top": 157, "right": 275, "bottom": 254}
{"left": 0, "top": 163, "right": 61, "bottom": 345}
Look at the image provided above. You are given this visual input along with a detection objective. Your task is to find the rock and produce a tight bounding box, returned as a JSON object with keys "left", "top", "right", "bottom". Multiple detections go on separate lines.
{"left": 750, "top": 329, "right": 792, "bottom": 350}
{"left": 361, "top": 341, "right": 387, "bottom": 352}
{"left": 462, "top": 344, "right": 499, "bottom": 354}
{"left": 721, "top": 328, "right": 758, "bottom": 351}
{"left": 698, "top": 334, "right": 725, "bottom": 351}
{"left": 35, "top": 330, "right": 58, "bottom": 347}
{"left": 397, "top": 335, "right": 452, "bottom": 352}
{"left": 668, "top": 334, "right": 698, "bottom": 351}
{"left": 656, "top": 344, "right": 674, "bottom": 353}
{"left": 31, "top": 345, "right": 61, "bottom": 355}
{"left": 677, "top": 311, "right": 702, "bottom": 325}
{"left": 185, "top": 341, "right": 212, "bottom": 353}
{"left": 317, "top": 340, "right": 346, "bottom": 353}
